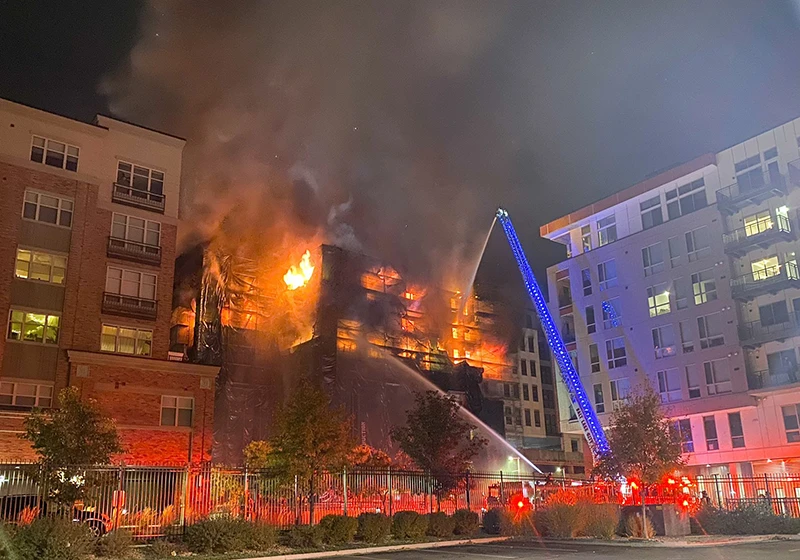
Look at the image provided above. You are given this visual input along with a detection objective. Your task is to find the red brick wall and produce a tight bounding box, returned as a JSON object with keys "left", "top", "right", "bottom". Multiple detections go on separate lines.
{"left": 0, "top": 413, "right": 38, "bottom": 462}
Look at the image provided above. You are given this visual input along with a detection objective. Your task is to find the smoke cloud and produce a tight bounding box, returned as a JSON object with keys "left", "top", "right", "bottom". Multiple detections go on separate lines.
{"left": 102, "top": 0, "right": 515, "bottom": 288}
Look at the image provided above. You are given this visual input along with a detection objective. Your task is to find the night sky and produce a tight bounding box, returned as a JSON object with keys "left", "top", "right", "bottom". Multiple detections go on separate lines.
{"left": 4, "top": 1, "right": 800, "bottom": 297}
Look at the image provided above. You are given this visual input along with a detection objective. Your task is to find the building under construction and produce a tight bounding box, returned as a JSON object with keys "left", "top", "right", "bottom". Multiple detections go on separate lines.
{"left": 173, "top": 243, "right": 582, "bottom": 471}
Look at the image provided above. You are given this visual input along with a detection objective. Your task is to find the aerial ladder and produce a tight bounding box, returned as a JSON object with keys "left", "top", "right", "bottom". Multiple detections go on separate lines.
{"left": 496, "top": 208, "right": 610, "bottom": 460}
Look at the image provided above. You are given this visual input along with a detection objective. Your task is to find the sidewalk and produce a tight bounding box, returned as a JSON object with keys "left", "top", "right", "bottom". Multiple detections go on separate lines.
{"left": 532, "top": 534, "right": 800, "bottom": 548}
{"left": 242, "top": 536, "right": 512, "bottom": 560}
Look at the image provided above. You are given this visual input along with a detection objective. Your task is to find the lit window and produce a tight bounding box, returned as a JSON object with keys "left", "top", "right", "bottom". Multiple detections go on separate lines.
{"left": 101, "top": 324, "right": 153, "bottom": 356}
{"left": 30, "top": 135, "right": 79, "bottom": 171}
{"left": 7, "top": 310, "right": 60, "bottom": 345}
{"left": 750, "top": 255, "right": 780, "bottom": 281}
{"left": 704, "top": 359, "right": 731, "bottom": 395}
{"left": 647, "top": 284, "right": 671, "bottom": 317}
{"left": 452, "top": 327, "right": 458, "bottom": 339}
{"left": 597, "top": 260, "right": 618, "bottom": 291}
{"left": 642, "top": 242, "right": 665, "bottom": 277}
{"left": 697, "top": 313, "right": 724, "bottom": 349}
{"left": 657, "top": 368, "right": 681, "bottom": 402}
{"left": 667, "top": 178, "right": 707, "bottom": 219}
{"left": 160, "top": 396, "right": 194, "bottom": 427}
{"left": 581, "top": 225, "right": 592, "bottom": 252}
{"left": 15, "top": 249, "right": 67, "bottom": 285}
{"left": 0, "top": 382, "right": 53, "bottom": 408}
{"left": 743, "top": 210, "right": 774, "bottom": 237}
{"left": 22, "top": 191, "right": 73, "bottom": 227}
{"left": 692, "top": 269, "right": 717, "bottom": 305}
{"left": 606, "top": 337, "right": 627, "bottom": 369}
{"left": 597, "top": 215, "right": 617, "bottom": 247}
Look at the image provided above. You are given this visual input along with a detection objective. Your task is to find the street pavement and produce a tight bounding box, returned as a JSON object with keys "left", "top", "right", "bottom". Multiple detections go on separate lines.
{"left": 335, "top": 539, "right": 800, "bottom": 560}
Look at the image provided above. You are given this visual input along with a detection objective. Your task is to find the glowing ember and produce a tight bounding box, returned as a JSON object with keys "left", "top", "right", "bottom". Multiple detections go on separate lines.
{"left": 283, "top": 250, "right": 314, "bottom": 290}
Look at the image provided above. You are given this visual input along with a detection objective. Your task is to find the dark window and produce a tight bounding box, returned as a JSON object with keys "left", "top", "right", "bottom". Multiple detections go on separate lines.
{"left": 524, "top": 409, "right": 532, "bottom": 426}
{"left": 571, "top": 439, "right": 579, "bottom": 453}
{"left": 593, "top": 383, "right": 605, "bottom": 413}
{"left": 534, "top": 410, "right": 541, "bottom": 427}
{"left": 703, "top": 416, "right": 719, "bottom": 451}
{"left": 541, "top": 366, "right": 553, "bottom": 384}
{"left": 678, "top": 419, "right": 694, "bottom": 453}
{"left": 759, "top": 301, "right": 789, "bottom": 327}
{"left": 586, "top": 305, "right": 596, "bottom": 334}
{"left": 530, "top": 360, "right": 537, "bottom": 377}
{"left": 666, "top": 178, "right": 707, "bottom": 219}
{"left": 503, "top": 384, "right": 511, "bottom": 398}
{"left": 527, "top": 336, "right": 535, "bottom": 352}
{"left": 521, "top": 360, "right": 528, "bottom": 376}
{"left": 728, "top": 412, "right": 745, "bottom": 449}
{"left": 532, "top": 385, "right": 539, "bottom": 402}
{"left": 640, "top": 195, "right": 663, "bottom": 230}
{"left": 543, "top": 389, "right": 555, "bottom": 409}
{"left": 522, "top": 384, "right": 529, "bottom": 401}
{"left": 525, "top": 315, "right": 533, "bottom": 329}
{"left": 581, "top": 268, "right": 592, "bottom": 296}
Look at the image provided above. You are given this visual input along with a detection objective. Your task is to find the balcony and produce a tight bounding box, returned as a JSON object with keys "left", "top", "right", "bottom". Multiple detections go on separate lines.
{"left": 747, "top": 368, "right": 800, "bottom": 391}
{"left": 716, "top": 170, "right": 789, "bottom": 215}
{"left": 102, "top": 292, "right": 157, "bottom": 320}
{"left": 112, "top": 183, "right": 165, "bottom": 213}
{"left": 730, "top": 261, "right": 800, "bottom": 301}
{"left": 723, "top": 212, "right": 795, "bottom": 257}
{"left": 739, "top": 311, "right": 800, "bottom": 348}
{"left": 107, "top": 236, "right": 162, "bottom": 265}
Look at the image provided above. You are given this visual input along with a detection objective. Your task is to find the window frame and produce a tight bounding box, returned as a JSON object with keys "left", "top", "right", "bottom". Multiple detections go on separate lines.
{"left": 0, "top": 381, "right": 54, "bottom": 408}
{"left": 642, "top": 242, "right": 665, "bottom": 277}
{"left": 703, "top": 415, "right": 719, "bottom": 451}
{"left": 160, "top": 395, "right": 194, "bottom": 428}
{"left": 697, "top": 313, "right": 725, "bottom": 349}
{"left": 652, "top": 324, "right": 677, "bottom": 359}
{"left": 30, "top": 135, "right": 79, "bottom": 171}
{"left": 657, "top": 368, "right": 682, "bottom": 402}
{"left": 111, "top": 213, "right": 162, "bottom": 247}
{"left": 597, "top": 215, "right": 617, "bottom": 247}
{"left": 598, "top": 260, "right": 618, "bottom": 291}
{"left": 685, "top": 226, "right": 711, "bottom": 262}
{"left": 647, "top": 283, "right": 671, "bottom": 317}
{"left": 105, "top": 266, "right": 158, "bottom": 301}
{"left": 100, "top": 324, "right": 153, "bottom": 357}
{"left": 14, "top": 248, "right": 67, "bottom": 285}
{"left": 677, "top": 419, "right": 694, "bottom": 453}
{"left": 781, "top": 404, "right": 800, "bottom": 443}
{"left": 704, "top": 359, "right": 732, "bottom": 395}
{"left": 692, "top": 269, "right": 718, "bottom": 305}
{"left": 116, "top": 161, "right": 165, "bottom": 196}
{"left": 640, "top": 195, "right": 664, "bottom": 230}
{"left": 7, "top": 309, "right": 60, "bottom": 345}
{"left": 605, "top": 337, "right": 627, "bottom": 369}
{"left": 22, "top": 190, "right": 74, "bottom": 228}
{"left": 593, "top": 383, "right": 605, "bottom": 413}
{"left": 728, "top": 412, "right": 745, "bottom": 449}
{"left": 667, "top": 178, "right": 707, "bottom": 220}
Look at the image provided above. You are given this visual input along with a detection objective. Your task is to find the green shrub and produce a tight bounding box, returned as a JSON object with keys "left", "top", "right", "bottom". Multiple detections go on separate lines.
{"left": 357, "top": 513, "right": 391, "bottom": 543}
{"left": 581, "top": 503, "right": 619, "bottom": 539}
{"left": 146, "top": 539, "right": 187, "bottom": 558}
{"left": 694, "top": 503, "right": 800, "bottom": 535}
{"left": 185, "top": 518, "right": 276, "bottom": 553}
{"left": 481, "top": 508, "right": 506, "bottom": 535}
{"left": 318, "top": 515, "right": 358, "bottom": 545}
{"left": 12, "top": 517, "right": 96, "bottom": 560}
{"left": 536, "top": 503, "right": 585, "bottom": 538}
{"left": 95, "top": 529, "right": 134, "bottom": 558}
{"left": 482, "top": 508, "right": 534, "bottom": 536}
{"left": 452, "top": 509, "right": 480, "bottom": 536}
{"left": 426, "top": 512, "right": 455, "bottom": 537}
{"left": 288, "top": 525, "right": 324, "bottom": 549}
{"left": 392, "top": 511, "right": 428, "bottom": 540}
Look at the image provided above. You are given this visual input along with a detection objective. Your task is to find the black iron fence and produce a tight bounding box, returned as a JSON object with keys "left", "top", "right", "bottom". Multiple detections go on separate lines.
{"left": 0, "top": 464, "right": 797, "bottom": 538}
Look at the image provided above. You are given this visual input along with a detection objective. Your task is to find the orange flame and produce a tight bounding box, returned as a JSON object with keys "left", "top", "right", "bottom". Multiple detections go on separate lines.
{"left": 283, "top": 250, "right": 314, "bottom": 290}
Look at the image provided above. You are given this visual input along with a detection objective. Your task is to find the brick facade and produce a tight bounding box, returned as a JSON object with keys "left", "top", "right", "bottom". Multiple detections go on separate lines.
{"left": 0, "top": 99, "right": 218, "bottom": 465}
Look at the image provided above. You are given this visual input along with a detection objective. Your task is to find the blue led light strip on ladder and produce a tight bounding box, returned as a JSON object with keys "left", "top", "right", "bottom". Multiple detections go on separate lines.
{"left": 496, "top": 208, "right": 610, "bottom": 459}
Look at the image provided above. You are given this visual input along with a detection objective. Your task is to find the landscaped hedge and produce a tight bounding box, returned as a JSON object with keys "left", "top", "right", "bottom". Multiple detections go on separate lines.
{"left": 357, "top": 512, "right": 392, "bottom": 543}
{"left": 452, "top": 509, "right": 480, "bottom": 535}
{"left": 8, "top": 517, "right": 96, "bottom": 560}
{"left": 392, "top": 511, "right": 428, "bottom": 539}
{"left": 694, "top": 503, "right": 800, "bottom": 535}
{"left": 184, "top": 517, "right": 277, "bottom": 553}
{"left": 318, "top": 514, "right": 359, "bottom": 545}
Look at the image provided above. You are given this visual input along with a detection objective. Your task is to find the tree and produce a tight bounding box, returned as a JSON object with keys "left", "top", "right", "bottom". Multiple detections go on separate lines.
{"left": 390, "top": 391, "right": 487, "bottom": 499}
{"left": 349, "top": 444, "right": 392, "bottom": 469}
{"left": 270, "top": 380, "right": 355, "bottom": 480}
{"left": 593, "top": 388, "right": 684, "bottom": 538}
{"left": 23, "top": 387, "right": 123, "bottom": 503}
{"left": 243, "top": 440, "right": 276, "bottom": 470}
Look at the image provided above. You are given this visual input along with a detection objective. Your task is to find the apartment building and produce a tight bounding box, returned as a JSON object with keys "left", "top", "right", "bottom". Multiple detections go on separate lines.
{"left": 0, "top": 98, "right": 218, "bottom": 463}
{"left": 541, "top": 117, "right": 800, "bottom": 477}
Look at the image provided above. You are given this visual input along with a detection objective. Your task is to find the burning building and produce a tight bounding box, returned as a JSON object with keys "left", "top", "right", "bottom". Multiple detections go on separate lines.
{"left": 173, "top": 242, "right": 583, "bottom": 471}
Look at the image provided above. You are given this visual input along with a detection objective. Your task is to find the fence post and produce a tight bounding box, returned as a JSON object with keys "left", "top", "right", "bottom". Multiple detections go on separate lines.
{"left": 713, "top": 474, "right": 723, "bottom": 509}
{"left": 764, "top": 473, "right": 773, "bottom": 511}
{"left": 114, "top": 464, "right": 124, "bottom": 531}
{"left": 387, "top": 467, "right": 393, "bottom": 518}
{"left": 465, "top": 471, "right": 471, "bottom": 511}
{"left": 500, "top": 471, "right": 505, "bottom": 506}
{"left": 294, "top": 474, "right": 299, "bottom": 525}
{"left": 428, "top": 472, "right": 434, "bottom": 513}
{"left": 243, "top": 466, "right": 250, "bottom": 521}
{"left": 179, "top": 465, "right": 190, "bottom": 531}
{"left": 309, "top": 474, "right": 316, "bottom": 525}
{"left": 342, "top": 468, "right": 348, "bottom": 516}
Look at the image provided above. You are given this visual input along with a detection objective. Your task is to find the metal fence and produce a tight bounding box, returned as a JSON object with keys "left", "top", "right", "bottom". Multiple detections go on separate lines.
{"left": 0, "top": 464, "right": 798, "bottom": 538}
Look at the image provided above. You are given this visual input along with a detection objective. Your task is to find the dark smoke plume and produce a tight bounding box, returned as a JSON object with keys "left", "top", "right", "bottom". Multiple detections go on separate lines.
{"left": 102, "top": 1, "right": 518, "bottom": 288}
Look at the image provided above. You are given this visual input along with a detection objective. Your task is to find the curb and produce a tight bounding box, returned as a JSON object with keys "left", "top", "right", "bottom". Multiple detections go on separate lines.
{"left": 242, "top": 536, "right": 512, "bottom": 560}
{"left": 530, "top": 534, "right": 800, "bottom": 548}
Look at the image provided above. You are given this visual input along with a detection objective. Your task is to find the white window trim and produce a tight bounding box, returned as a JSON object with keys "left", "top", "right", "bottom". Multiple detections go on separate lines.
{"left": 111, "top": 212, "right": 162, "bottom": 247}
{"left": 101, "top": 324, "right": 154, "bottom": 357}
{"left": 6, "top": 308, "right": 61, "bottom": 346}
{"left": 15, "top": 247, "right": 68, "bottom": 285}
{"left": 30, "top": 135, "right": 80, "bottom": 171}
{"left": 105, "top": 266, "right": 158, "bottom": 300}
{"left": 0, "top": 381, "right": 54, "bottom": 408}
{"left": 116, "top": 160, "right": 166, "bottom": 193}
{"left": 21, "top": 190, "right": 74, "bottom": 229}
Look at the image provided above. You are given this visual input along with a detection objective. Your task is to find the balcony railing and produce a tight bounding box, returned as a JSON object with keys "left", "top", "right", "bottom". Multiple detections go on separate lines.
{"left": 730, "top": 261, "right": 800, "bottom": 301}
{"left": 722, "top": 212, "right": 794, "bottom": 256}
{"left": 747, "top": 368, "right": 800, "bottom": 390}
{"left": 716, "top": 170, "right": 789, "bottom": 215}
{"left": 107, "top": 236, "right": 162, "bottom": 265}
{"left": 112, "top": 183, "right": 165, "bottom": 213}
{"left": 739, "top": 311, "right": 800, "bottom": 347}
{"left": 102, "top": 292, "right": 157, "bottom": 320}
